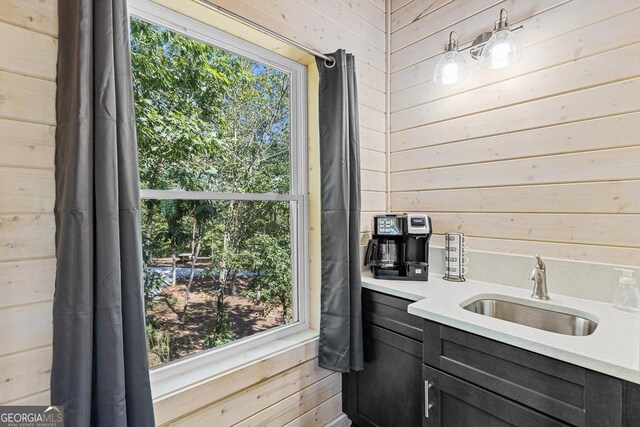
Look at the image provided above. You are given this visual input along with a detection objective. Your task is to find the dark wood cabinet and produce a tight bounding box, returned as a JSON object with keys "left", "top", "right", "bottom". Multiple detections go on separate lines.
{"left": 346, "top": 290, "right": 639, "bottom": 427}
{"left": 343, "top": 289, "right": 423, "bottom": 427}
{"left": 422, "top": 364, "right": 567, "bottom": 427}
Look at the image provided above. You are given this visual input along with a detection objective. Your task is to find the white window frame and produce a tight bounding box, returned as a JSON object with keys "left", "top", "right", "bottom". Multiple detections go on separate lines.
{"left": 128, "top": 0, "right": 309, "bottom": 386}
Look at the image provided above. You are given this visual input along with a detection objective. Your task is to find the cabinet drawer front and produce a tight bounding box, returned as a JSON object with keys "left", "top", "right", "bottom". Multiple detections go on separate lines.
{"left": 423, "top": 365, "right": 567, "bottom": 427}
{"left": 363, "top": 289, "right": 422, "bottom": 341}
{"left": 423, "top": 320, "right": 623, "bottom": 427}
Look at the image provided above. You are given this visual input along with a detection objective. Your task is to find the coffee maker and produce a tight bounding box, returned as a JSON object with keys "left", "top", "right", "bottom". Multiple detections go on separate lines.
{"left": 364, "top": 214, "right": 432, "bottom": 281}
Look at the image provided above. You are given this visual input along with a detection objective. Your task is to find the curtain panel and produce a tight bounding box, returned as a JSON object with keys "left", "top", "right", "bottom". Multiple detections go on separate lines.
{"left": 52, "top": 1, "right": 155, "bottom": 425}
{"left": 316, "top": 50, "right": 364, "bottom": 373}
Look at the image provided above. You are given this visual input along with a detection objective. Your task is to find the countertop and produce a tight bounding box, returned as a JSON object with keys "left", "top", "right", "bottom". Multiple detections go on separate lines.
{"left": 362, "top": 273, "right": 640, "bottom": 385}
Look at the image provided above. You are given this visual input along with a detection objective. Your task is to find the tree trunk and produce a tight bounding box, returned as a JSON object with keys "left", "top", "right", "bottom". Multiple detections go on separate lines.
{"left": 171, "top": 249, "right": 177, "bottom": 287}
{"left": 230, "top": 271, "right": 238, "bottom": 296}
{"left": 143, "top": 201, "right": 157, "bottom": 262}
{"left": 183, "top": 221, "right": 204, "bottom": 315}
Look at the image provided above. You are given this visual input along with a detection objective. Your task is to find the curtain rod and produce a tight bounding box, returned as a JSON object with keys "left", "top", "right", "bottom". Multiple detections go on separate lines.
{"left": 196, "top": 0, "right": 336, "bottom": 67}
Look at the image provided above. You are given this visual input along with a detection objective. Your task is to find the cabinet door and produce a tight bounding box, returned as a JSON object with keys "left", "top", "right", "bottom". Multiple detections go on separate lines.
{"left": 422, "top": 365, "right": 568, "bottom": 427}
{"left": 344, "top": 321, "right": 423, "bottom": 427}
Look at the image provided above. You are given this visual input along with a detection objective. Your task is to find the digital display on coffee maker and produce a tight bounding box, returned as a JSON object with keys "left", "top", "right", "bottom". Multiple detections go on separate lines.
{"left": 376, "top": 217, "right": 402, "bottom": 235}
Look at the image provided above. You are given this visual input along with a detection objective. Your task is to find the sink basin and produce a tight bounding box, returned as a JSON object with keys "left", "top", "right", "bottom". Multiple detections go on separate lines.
{"left": 462, "top": 298, "right": 598, "bottom": 336}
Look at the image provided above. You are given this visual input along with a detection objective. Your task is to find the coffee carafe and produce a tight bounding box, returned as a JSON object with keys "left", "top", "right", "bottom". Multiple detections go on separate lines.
{"left": 365, "top": 214, "right": 432, "bottom": 281}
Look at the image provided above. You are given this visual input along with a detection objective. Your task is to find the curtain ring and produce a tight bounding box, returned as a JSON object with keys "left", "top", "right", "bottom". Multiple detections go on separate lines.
{"left": 324, "top": 57, "right": 336, "bottom": 68}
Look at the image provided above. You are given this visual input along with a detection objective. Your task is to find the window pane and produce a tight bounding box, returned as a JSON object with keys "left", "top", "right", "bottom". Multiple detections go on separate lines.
{"left": 142, "top": 199, "right": 295, "bottom": 367}
{"left": 131, "top": 17, "right": 291, "bottom": 194}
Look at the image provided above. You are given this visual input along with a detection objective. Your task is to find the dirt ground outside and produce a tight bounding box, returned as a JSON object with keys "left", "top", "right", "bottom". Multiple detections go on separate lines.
{"left": 145, "top": 258, "right": 286, "bottom": 366}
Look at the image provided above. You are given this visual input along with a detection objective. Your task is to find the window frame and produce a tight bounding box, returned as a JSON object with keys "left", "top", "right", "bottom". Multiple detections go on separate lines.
{"left": 129, "top": 0, "right": 309, "bottom": 380}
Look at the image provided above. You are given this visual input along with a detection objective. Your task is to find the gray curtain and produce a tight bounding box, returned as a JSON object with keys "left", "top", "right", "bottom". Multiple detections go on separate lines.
{"left": 52, "top": 0, "right": 155, "bottom": 426}
{"left": 316, "top": 50, "right": 364, "bottom": 373}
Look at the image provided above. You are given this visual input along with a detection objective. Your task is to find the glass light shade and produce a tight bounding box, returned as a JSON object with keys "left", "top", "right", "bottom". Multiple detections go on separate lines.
{"left": 433, "top": 50, "right": 467, "bottom": 85}
{"left": 481, "top": 29, "right": 521, "bottom": 69}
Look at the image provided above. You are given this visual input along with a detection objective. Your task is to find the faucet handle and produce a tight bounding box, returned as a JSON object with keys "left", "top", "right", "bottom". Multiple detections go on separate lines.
{"left": 534, "top": 254, "right": 546, "bottom": 269}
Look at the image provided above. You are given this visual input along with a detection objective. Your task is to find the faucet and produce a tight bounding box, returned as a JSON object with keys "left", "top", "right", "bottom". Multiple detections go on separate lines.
{"left": 530, "top": 254, "right": 549, "bottom": 300}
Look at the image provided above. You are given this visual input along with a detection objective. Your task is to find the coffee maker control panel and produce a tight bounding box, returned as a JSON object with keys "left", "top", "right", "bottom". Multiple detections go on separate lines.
{"left": 375, "top": 216, "right": 402, "bottom": 236}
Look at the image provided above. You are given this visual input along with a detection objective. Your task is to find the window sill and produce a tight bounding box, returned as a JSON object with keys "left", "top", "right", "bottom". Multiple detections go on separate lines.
{"left": 150, "top": 325, "right": 319, "bottom": 401}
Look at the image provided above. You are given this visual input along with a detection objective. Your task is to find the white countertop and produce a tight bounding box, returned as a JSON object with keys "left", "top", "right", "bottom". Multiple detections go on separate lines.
{"left": 362, "top": 273, "right": 640, "bottom": 385}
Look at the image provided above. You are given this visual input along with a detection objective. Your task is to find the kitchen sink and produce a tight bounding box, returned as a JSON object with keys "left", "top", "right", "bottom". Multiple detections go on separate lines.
{"left": 462, "top": 297, "right": 598, "bottom": 336}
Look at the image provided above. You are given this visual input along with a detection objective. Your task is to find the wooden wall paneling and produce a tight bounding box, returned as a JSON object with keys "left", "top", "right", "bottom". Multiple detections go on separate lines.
{"left": 362, "top": 191, "right": 386, "bottom": 212}
{"left": 360, "top": 127, "right": 386, "bottom": 153}
{"left": 0, "top": 168, "right": 55, "bottom": 214}
{"left": 358, "top": 81, "right": 386, "bottom": 113}
{"left": 0, "top": 71, "right": 56, "bottom": 125}
{"left": 0, "top": 0, "right": 58, "bottom": 37}
{"left": 390, "top": 3, "right": 640, "bottom": 94}
{"left": 390, "top": 0, "right": 416, "bottom": 14}
{"left": 391, "top": 181, "right": 640, "bottom": 215}
{"left": 234, "top": 372, "right": 341, "bottom": 427}
{"left": 0, "top": 214, "right": 56, "bottom": 260}
{"left": 205, "top": 1, "right": 385, "bottom": 72}
{"left": 391, "top": 0, "right": 500, "bottom": 48}
{"left": 153, "top": 339, "right": 318, "bottom": 425}
{"left": 391, "top": 78, "right": 640, "bottom": 151}
{"left": 361, "top": 147, "right": 386, "bottom": 171}
{"left": 391, "top": 43, "right": 640, "bottom": 131}
{"left": 298, "top": 0, "right": 386, "bottom": 48}
{"left": 0, "top": 259, "right": 56, "bottom": 308}
{"left": 0, "top": 346, "right": 52, "bottom": 403}
{"left": 391, "top": 146, "right": 640, "bottom": 192}
{"left": 0, "top": 22, "right": 57, "bottom": 80}
{"left": 0, "top": 119, "right": 55, "bottom": 169}
{"left": 0, "top": 301, "right": 53, "bottom": 356}
{"left": 337, "top": 0, "right": 386, "bottom": 31}
{"left": 361, "top": 170, "right": 386, "bottom": 192}
{"left": 367, "top": 0, "right": 385, "bottom": 13}
{"left": 428, "top": 212, "right": 640, "bottom": 247}
{"left": 360, "top": 104, "right": 386, "bottom": 133}
{"left": 2, "top": 390, "right": 50, "bottom": 406}
{"left": 283, "top": 393, "right": 343, "bottom": 427}
{"left": 390, "top": 112, "right": 640, "bottom": 172}
{"left": 429, "top": 234, "right": 640, "bottom": 267}
{"left": 356, "top": 60, "right": 386, "bottom": 91}
{"left": 167, "top": 359, "right": 333, "bottom": 426}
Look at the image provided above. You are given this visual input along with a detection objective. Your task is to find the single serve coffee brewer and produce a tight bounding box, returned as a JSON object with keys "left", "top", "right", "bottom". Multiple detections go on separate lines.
{"left": 364, "top": 214, "right": 432, "bottom": 281}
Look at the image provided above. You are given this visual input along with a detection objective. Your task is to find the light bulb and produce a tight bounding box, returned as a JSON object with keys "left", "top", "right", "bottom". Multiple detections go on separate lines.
{"left": 481, "top": 29, "right": 521, "bottom": 69}
{"left": 433, "top": 50, "right": 467, "bottom": 85}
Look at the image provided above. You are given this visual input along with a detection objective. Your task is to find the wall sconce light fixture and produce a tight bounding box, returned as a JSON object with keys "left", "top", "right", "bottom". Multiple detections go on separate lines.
{"left": 433, "top": 8, "right": 523, "bottom": 85}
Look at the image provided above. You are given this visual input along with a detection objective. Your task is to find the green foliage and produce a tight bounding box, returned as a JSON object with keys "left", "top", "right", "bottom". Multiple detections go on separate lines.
{"left": 146, "top": 322, "right": 172, "bottom": 367}
{"left": 132, "top": 18, "right": 295, "bottom": 362}
{"left": 143, "top": 268, "right": 166, "bottom": 311}
{"left": 241, "top": 233, "right": 292, "bottom": 322}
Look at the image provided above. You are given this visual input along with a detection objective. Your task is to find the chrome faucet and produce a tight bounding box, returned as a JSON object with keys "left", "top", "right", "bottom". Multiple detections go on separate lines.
{"left": 530, "top": 254, "right": 549, "bottom": 300}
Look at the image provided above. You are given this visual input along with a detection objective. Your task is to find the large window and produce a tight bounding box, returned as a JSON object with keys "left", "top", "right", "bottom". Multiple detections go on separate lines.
{"left": 130, "top": 6, "right": 307, "bottom": 368}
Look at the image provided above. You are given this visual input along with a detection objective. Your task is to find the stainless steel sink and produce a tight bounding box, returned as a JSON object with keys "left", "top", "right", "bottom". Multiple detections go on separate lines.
{"left": 462, "top": 298, "right": 598, "bottom": 336}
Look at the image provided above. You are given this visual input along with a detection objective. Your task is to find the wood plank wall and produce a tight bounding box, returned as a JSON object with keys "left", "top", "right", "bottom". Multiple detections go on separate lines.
{"left": 0, "top": 0, "right": 58, "bottom": 406}
{"left": 155, "top": 338, "right": 345, "bottom": 426}
{"left": 389, "top": 0, "right": 640, "bottom": 266}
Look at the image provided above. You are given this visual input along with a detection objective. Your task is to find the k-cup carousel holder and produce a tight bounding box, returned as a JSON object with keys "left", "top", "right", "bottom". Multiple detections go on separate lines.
{"left": 443, "top": 232, "right": 468, "bottom": 282}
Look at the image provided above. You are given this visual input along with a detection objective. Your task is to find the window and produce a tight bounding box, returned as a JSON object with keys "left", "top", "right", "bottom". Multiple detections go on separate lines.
{"left": 130, "top": 4, "right": 307, "bottom": 369}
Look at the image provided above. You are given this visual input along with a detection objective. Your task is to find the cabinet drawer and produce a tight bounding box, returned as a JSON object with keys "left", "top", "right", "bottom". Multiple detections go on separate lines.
{"left": 423, "top": 320, "right": 622, "bottom": 427}
{"left": 423, "top": 365, "right": 567, "bottom": 427}
{"left": 362, "top": 289, "right": 422, "bottom": 341}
